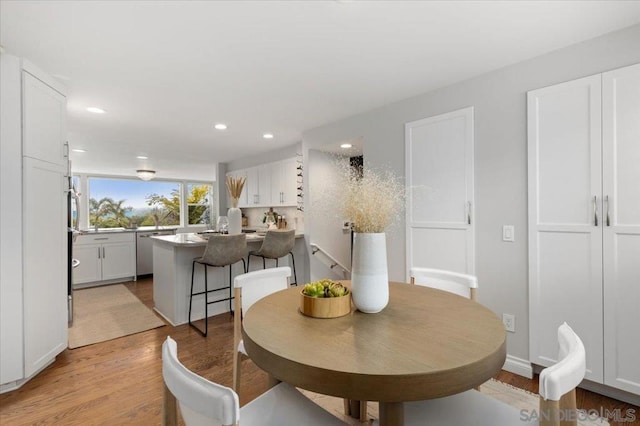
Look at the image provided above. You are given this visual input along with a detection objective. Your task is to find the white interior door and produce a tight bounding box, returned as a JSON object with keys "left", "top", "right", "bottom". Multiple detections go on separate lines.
{"left": 602, "top": 63, "right": 640, "bottom": 394}
{"left": 405, "top": 107, "right": 475, "bottom": 278}
{"left": 527, "top": 75, "right": 603, "bottom": 381}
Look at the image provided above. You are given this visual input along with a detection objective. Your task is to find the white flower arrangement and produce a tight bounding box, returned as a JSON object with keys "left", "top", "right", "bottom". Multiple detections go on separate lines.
{"left": 337, "top": 161, "right": 405, "bottom": 233}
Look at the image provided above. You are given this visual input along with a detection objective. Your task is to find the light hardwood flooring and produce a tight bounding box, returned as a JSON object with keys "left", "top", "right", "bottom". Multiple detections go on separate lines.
{"left": 0, "top": 278, "right": 637, "bottom": 425}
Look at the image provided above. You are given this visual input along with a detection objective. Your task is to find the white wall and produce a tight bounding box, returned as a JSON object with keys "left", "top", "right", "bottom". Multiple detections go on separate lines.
{"left": 226, "top": 143, "right": 300, "bottom": 171}
{"left": 302, "top": 24, "right": 640, "bottom": 361}
{"left": 306, "top": 150, "right": 352, "bottom": 281}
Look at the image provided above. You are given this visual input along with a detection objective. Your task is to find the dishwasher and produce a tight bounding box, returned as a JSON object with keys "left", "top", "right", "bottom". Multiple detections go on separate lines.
{"left": 136, "top": 230, "right": 176, "bottom": 276}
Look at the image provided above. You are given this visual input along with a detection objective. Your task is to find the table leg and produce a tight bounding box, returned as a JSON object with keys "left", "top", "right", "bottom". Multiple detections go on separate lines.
{"left": 344, "top": 399, "right": 367, "bottom": 421}
{"left": 379, "top": 401, "right": 404, "bottom": 426}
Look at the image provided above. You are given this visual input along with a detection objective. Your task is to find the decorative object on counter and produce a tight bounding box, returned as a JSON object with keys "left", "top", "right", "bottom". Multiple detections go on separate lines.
{"left": 216, "top": 216, "right": 229, "bottom": 234}
{"left": 299, "top": 279, "right": 351, "bottom": 318}
{"left": 136, "top": 169, "right": 156, "bottom": 181}
{"left": 263, "top": 207, "right": 279, "bottom": 229}
{"left": 336, "top": 162, "right": 405, "bottom": 313}
{"left": 226, "top": 175, "right": 246, "bottom": 235}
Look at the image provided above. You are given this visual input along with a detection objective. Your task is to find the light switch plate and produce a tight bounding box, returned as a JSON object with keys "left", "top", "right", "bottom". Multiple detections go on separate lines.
{"left": 502, "top": 225, "right": 515, "bottom": 242}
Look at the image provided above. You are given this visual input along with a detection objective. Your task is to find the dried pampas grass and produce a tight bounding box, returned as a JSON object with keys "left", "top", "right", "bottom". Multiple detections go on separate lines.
{"left": 226, "top": 175, "right": 246, "bottom": 201}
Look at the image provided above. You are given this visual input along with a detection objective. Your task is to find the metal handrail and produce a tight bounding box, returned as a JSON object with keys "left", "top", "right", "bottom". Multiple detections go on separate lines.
{"left": 309, "top": 243, "right": 350, "bottom": 276}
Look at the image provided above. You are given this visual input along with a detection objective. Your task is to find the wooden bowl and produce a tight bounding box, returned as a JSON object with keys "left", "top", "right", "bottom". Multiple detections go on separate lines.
{"left": 299, "top": 291, "right": 352, "bottom": 319}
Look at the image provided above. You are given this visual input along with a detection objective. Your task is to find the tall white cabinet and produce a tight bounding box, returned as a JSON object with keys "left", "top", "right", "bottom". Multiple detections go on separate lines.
{"left": 528, "top": 63, "right": 640, "bottom": 396}
{"left": 0, "top": 54, "right": 68, "bottom": 391}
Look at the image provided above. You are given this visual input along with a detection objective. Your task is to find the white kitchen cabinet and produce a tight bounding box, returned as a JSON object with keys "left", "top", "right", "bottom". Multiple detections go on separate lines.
{"left": 528, "top": 63, "right": 640, "bottom": 395}
{"left": 270, "top": 158, "right": 298, "bottom": 206}
{"left": 22, "top": 72, "right": 67, "bottom": 166}
{"left": 73, "top": 233, "right": 136, "bottom": 286}
{"left": 1, "top": 54, "right": 68, "bottom": 392}
{"left": 22, "top": 157, "right": 68, "bottom": 377}
{"left": 228, "top": 157, "right": 298, "bottom": 209}
{"left": 601, "top": 64, "right": 640, "bottom": 395}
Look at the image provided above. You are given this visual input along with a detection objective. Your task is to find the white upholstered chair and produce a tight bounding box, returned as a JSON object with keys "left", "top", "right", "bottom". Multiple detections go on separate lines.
{"left": 232, "top": 267, "right": 291, "bottom": 394}
{"left": 162, "top": 336, "right": 347, "bottom": 426}
{"left": 410, "top": 267, "right": 478, "bottom": 300}
{"left": 391, "top": 322, "right": 586, "bottom": 426}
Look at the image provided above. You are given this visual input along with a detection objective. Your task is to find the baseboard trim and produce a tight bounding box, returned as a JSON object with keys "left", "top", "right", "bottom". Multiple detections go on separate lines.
{"left": 503, "top": 354, "right": 533, "bottom": 379}
{"left": 579, "top": 379, "right": 640, "bottom": 406}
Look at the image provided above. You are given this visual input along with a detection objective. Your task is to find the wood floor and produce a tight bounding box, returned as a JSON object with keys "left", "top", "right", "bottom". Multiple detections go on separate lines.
{"left": 1, "top": 279, "right": 637, "bottom": 425}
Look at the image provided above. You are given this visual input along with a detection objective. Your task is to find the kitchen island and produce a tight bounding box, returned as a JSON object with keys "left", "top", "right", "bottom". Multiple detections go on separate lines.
{"left": 151, "top": 232, "right": 306, "bottom": 325}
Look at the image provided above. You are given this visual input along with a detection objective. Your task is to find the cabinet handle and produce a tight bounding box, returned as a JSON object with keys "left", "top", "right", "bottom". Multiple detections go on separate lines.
{"left": 94, "top": 237, "right": 108, "bottom": 240}
{"left": 593, "top": 196, "right": 599, "bottom": 226}
{"left": 98, "top": 247, "right": 101, "bottom": 259}
{"left": 467, "top": 201, "right": 472, "bottom": 225}
{"left": 605, "top": 195, "right": 611, "bottom": 227}
{"left": 64, "top": 141, "right": 69, "bottom": 158}
{"left": 102, "top": 247, "right": 106, "bottom": 258}
{"left": 280, "top": 192, "right": 284, "bottom": 203}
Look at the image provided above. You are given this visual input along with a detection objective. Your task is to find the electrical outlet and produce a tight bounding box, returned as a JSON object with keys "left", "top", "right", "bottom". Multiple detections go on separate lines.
{"left": 502, "top": 313, "right": 515, "bottom": 333}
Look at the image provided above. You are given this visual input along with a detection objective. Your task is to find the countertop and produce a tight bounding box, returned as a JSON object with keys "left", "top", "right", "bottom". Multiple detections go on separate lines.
{"left": 151, "top": 231, "right": 304, "bottom": 247}
{"left": 78, "top": 226, "right": 179, "bottom": 235}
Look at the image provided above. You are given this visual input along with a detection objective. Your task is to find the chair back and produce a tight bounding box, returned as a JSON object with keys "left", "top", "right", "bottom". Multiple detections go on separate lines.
{"left": 537, "top": 323, "right": 586, "bottom": 426}
{"left": 200, "top": 234, "right": 247, "bottom": 266}
{"left": 234, "top": 267, "right": 291, "bottom": 316}
{"left": 256, "top": 230, "right": 295, "bottom": 259}
{"left": 410, "top": 267, "right": 478, "bottom": 300}
{"left": 540, "top": 322, "right": 586, "bottom": 401}
{"left": 162, "top": 336, "right": 240, "bottom": 426}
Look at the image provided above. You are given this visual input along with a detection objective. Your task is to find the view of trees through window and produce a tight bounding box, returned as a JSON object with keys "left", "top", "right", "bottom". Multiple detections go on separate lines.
{"left": 87, "top": 178, "right": 213, "bottom": 228}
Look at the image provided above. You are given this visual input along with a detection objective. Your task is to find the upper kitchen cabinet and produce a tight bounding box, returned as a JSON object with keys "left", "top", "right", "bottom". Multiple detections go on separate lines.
{"left": 270, "top": 158, "right": 298, "bottom": 206}
{"left": 228, "top": 157, "right": 298, "bottom": 209}
{"left": 22, "top": 67, "right": 68, "bottom": 166}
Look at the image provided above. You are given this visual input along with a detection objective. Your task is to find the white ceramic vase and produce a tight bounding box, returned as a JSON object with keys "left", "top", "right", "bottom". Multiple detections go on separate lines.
{"left": 350, "top": 232, "right": 389, "bottom": 313}
{"left": 227, "top": 203, "right": 242, "bottom": 235}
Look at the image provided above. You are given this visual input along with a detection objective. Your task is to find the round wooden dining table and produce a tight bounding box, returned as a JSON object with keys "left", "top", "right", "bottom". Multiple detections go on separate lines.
{"left": 241, "top": 281, "right": 506, "bottom": 426}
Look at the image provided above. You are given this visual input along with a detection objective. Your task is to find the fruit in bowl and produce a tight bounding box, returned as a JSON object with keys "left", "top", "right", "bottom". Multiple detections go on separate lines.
{"left": 300, "top": 279, "right": 351, "bottom": 318}
{"left": 303, "top": 279, "right": 349, "bottom": 298}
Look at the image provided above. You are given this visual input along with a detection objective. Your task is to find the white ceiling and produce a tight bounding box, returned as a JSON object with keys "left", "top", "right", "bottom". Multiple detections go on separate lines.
{"left": 2, "top": 1, "right": 640, "bottom": 181}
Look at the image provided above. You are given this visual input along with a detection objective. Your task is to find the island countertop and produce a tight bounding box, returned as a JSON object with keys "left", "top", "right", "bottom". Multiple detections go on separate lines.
{"left": 151, "top": 231, "right": 304, "bottom": 247}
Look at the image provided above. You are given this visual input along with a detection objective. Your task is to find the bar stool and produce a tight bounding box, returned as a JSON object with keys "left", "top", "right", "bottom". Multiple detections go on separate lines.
{"left": 188, "top": 234, "right": 246, "bottom": 337}
{"left": 247, "top": 229, "right": 297, "bottom": 286}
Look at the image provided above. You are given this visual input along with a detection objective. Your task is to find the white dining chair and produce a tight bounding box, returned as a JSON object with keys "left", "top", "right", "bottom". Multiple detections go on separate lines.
{"left": 162, "top": 336, "right": 348, "bottom": 426}
{"left": 410, "top": 267, "right": 478, "bottom": 300}
{"left": 385, "top": 322, "right": 586, "bottom": 426}
{"left": 232, "top": 267, "right": 291, "bottom": 395}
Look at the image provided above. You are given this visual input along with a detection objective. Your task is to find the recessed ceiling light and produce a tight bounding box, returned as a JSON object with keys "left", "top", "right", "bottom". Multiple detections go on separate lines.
{"left": 340, "top": 143, "right": 353, "bottom": 149}
{"left": 263, "top": 133, "right": 274, "bottom": 139}
{"left": 86, "top": 107, "right": 106, "bottom": 114}
{"left": 71, "top": 148, "right": 87, "bottom": 153}
{"left": 214, "top": 123, "right": 227, "bottom": 130}
{"left": 136, "top": 155, "right": 148, "bottom": 160}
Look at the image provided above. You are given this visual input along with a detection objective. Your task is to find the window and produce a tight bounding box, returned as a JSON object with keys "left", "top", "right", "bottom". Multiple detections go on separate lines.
{"left": 88, "top": 178, "right": 181, "bottom": 228}
{"left": 186, "top": 183, "right": 215, "bottom": 226}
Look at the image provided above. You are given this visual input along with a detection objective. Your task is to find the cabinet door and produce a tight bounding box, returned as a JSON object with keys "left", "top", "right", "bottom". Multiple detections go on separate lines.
{"left": 527, "top": 75, "right": 604, "bottom": 382}
{"left": 245, "top": 167, "right": 260, "bottom": 206}
{"left": 280, "top": 158, "right": 298, "bottom": 206}
{"left": 22, "top": 158, "right": 68, "bottom": 377}
{"left": 602, "top": 63, "right": 640, "bottom": 394}
{"left": 258, "top": 164, "right": 271, "bottom": 207}
{"left": 22, "top": 72, "right": 67, "bottom": 166}
{"left": 72, "top": 244, "right": 102, "bottom": 284}
{"left": 101, "top": 242, "right": 136, "bottom": 281}
{"left": 269, "top": 159, "right": 297, "bottom": 206}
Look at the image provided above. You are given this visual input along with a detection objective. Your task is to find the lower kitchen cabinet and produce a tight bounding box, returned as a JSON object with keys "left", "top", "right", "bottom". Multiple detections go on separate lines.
{"left": 73, "top": 233, "right": 135, "bottom": 286}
